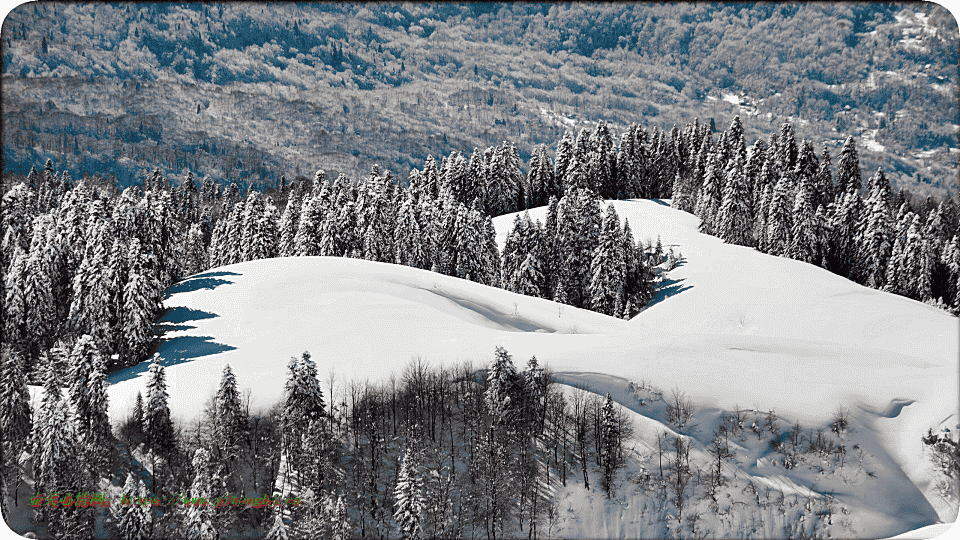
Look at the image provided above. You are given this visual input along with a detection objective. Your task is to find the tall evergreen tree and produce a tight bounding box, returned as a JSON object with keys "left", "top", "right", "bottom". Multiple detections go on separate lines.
{"left": 860, "top": 169, "right": 893, "bottom": 288}
{"left": 278, "top": 190, "right": 304, "bottom": 257}
{"left": 144, "top": 354, "right": 176, "bottom": 459}
{"left": 599, "top": 393, "right": 620, "bottom": 498}
{"left": 122, "top": 238, "right": 161, "bottom": 363}
{"left": 835, "top": 136, "right": 862, "bottom": 197}
{"left": 113, "top": 473, "right": 150, "bottom": 540}
{"left": 694, "top": 153, "right": 722, "bottom": 235}
{"left": 717, "top": 158, "right": 752, "bottom": 246}
{"left": 755, "top": 184, "right": 772, "bottom": 253}
{"left": 829, "top": 191, "right": 865, "bottom": 281}
{"left": 394, "top": 447, "right": 425, "bottom": 540}
{"left": 67, "top": 335, "right": 112, "bottom": 461}
{"left": 527, "top": 145, "right": 555, "bottom": 208}
{"left": 185, "top": 448, "right": 219, "bottom": 540}
{"left": 590, "top": 204, "right": 626, "bottom": 316}
{"left": 766, "top": 175, "right": 793, "bottom": 256}
{"left": 0, "top": 348, "right": 31, "bottom": 497}
{"left": 214, "top": 364, "right": 246, "bottom": 469}
{"left": 788, "top": 179, "right": 817, "bottom": 264}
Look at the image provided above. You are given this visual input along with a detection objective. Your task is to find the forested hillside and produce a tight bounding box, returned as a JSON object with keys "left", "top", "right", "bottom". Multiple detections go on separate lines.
{"left": 2, "top": 2, "right": 957, "bottom": 197}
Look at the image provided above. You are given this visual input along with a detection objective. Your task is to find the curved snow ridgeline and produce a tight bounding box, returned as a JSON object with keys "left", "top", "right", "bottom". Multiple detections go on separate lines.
{"left": 106, "top": 199, "right": 958, "bottom": 537}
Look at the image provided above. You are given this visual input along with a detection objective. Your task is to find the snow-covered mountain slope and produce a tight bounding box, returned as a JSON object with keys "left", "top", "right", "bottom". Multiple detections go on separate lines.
{"left": 103, "top": 199, "right": 957, "bottom": 537}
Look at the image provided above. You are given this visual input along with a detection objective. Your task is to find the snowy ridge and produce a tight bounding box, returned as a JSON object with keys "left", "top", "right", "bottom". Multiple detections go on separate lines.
{"left": 102, "top": 199, "right": 958, "bottom": 538}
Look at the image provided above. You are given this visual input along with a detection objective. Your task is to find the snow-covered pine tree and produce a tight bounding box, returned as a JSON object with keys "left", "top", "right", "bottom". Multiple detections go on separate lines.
{"left": 214, "top": 364, "right": 246, "bottom": 470}
{"left": 755, "top": 184, "right": 772, "bottom": 253}
{"left": 860, "top": 169, "right": 893, "bottom": 288}
{"left": 481, "top": 215, "right": 502, "bottom": 288}
{"left": 294, "top": 196, "right": 324, "bottom": 257}
{"left": 394, "top": 447, "right": 425, "bottom": 540}
{"left": 248, "top": 197, "right": 279, "bottom": 261}
{"left": 0, "top": 348, "right": 31, "bottom": 491}
{"left": 422, "top": 155, "right": 441, "bottom": 200}
{"left": 278, "top": 190, "right": 303, "bottom": 257}
{"left": 717, "top": 157, "right": 752, "bottom": 246}
{"left": 902, "top": 214, "right": 932, "bottom": 301}
{"left": 466, "top": 147, "right": 487, "bottom": 209}
{"left": 144, "top": 354, "right": 176, "bottom": 459}
{"left": 884, "top": 206, "right": 913, "bottom": 295}
{"left": 185, "top": 448, "right": 219, "bottom": 540}
{"left": 486, "top": 347, "right": 523, "bottom": 432}
{"left": 3, "top": 246, "right": 29, "bottom": 349}
{"left": 539, "top": 196, "right": 560, "bottom": 298}
{"left": 621, "top": 220, "right": 654, "bottom": 316}
{"left": 112, "top": 472, "right": 150, "bottom": 540}
{"left": 32, "top": 364, "right": 85, "bottom": 521}
{"left": 835, "top": 135, "right": 862, "bottom": 197}
{"left": 554, "top": 131, "right": 575, "bottom": 194}
{"left": 590, "top": 120, "right": 617, "bottom": 198}
{"left": 788, "top": 178, "right": 817, "bottom": 264}
{"left": 67, "top": 335, "right": 112, "bottom": 463}
{"left": 766, "top": 174, "right": 793, "bottom": 256}
{"left": 590, "top": 204, "right": 626, "bottom": 316}
{"left": 501, "top": 215, "right": 525, "bottom": 292}
{"left": 829, "top": 190, "right": 865, "bottom": 281}
{"left": 183, "top": 223, "right": 207, "bottom": 276}
{"left": 554, "top": 188, "right": 601, "bottom": 308}
{"left": 527, "top": 145, "right": 553, "bottom": 208}
{"left": 224, "top": 199, "right": 246, "bottom": 265}
{"left": 394, "top": 194, "right": 429, "bottom": 269}
{"left": 455, "top": 208, "right": 489, "bottom": 284}
{"left": 360, "top": 173, "right": 396, "bottom": 263}
{"left": 813, "top": 145, "right": 835, "bottom": 210}
{"left": 772, "top": 122, "right": 798, "bottom": 176}
{"left": 522, "top": 356, "right": 545, "bottom": 432}
{"left": 122, "top": 237, "right": 161, "bottom": 363}
{"left": 599, "top": 393, "right": 620, "bottom": 498}
{"left": 694, "top": 153, "right": 722, "bottom": 234}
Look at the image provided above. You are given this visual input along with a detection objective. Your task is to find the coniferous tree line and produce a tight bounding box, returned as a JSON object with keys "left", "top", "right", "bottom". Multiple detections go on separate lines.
{"left": 3, "top": 114, "right": 958, "bottom": 394}
{"left": 2, "top": 341, "right": 633, "bottom": 539}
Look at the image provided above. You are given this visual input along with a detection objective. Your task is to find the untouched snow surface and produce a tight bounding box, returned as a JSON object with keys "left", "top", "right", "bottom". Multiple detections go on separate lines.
{"left": 102, "top": 199, "right": 958, "bottom": 538}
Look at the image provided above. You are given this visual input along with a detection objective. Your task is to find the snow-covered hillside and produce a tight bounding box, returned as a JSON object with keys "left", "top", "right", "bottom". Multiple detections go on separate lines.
{"left": 103, "top": 199, "right": 958, "bottom": 538}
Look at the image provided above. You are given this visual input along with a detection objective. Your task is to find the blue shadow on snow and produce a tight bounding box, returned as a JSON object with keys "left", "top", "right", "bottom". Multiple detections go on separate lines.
{"left": 164, "top": 270, "right": 240, "bottom": 297}
{"left": 106, "top": 336, "right": 237, "bottom": 384}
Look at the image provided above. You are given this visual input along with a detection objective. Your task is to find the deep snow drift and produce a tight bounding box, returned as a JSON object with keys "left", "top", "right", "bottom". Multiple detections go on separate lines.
{"left": 101, "top": 199, "right": 957, "bottom": 538}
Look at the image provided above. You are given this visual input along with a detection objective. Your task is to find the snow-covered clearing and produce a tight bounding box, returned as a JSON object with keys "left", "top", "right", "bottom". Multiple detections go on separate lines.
{"left": 101, "top": 199, "right": 957, "bottom": 538}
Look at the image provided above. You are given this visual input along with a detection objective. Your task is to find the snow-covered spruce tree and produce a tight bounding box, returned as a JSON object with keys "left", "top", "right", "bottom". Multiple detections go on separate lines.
{"left": 183, "top": 222, "right": 207, "bottom": 276}
{"left": 113, "top": 472, "right": 151, "bottom": 540}
{"left": 394, "top": 193, "right": 430, "bottom": 269}
{"left": 481, "top": 215, "right": 502, "bottom": 288}
{"left": 829, "top": 190, "right": 865, "bottom": 281}
{"left": 621, "top": 220, "right": 654, "bottom": 317}
{"left": 901, "top": 214, "right": 933, "bottom": 301}
{"left": 144, "top": 354, "right": 176, "bottom": 460}
{"left": 554, "top": 188, "right": 602, "bottom": 308}
{"left": 455, "top": 208, "right": 491, "bottom": 285}
{"left": 539, "top": 196, "right": 560, "bottom": 298}
{"left": 466, "top": 147, "right": 488, "bottom": 209}
{"left": 32, "top": 363, "right": 91, "bottom": 539}
{"left": 501, "top": 215, "right": 525, "bottom": 292}
{"left": 441, "top": 151, "right": 469, "bottom": 204}
{"left": 694, "top": 152, "right": 722, "bottom": 235}
{"left": 247, "top": 197, "right": 279, "bottom": 261}
{"left": 360, "top": 172, "right": 397, "bottom": 263}
{"left": 293, "top": 195, "right": 324, "bottom": 257}
{"left": 835, "top": 136, "right": 862, "bottom": 197}
{"left": 123, "top": 237, "right": 161, "bottom": 363}
{"left": 527, "top": 144, "right": 554, "bottom": 208}
{"left": 0, "top": 347, "right": 31, "bottom": 495}
{"left": 185, "top": 448, "right": 219, "bottom": 540}
{"left": 772, "top": 122, "right": 798, "bottom": 176}
{"left": 278, "top": 189, "right": 303, "bottom": 257}
{"left": 422, "top": 155, "right": 441, "bottom": 199}
{"left": 67, "top": 335, "right": 112, "bottom": 469}
{"left": 590, "top": 204, "right": 626, "bottom": 316}
{"left": 717, "top": 158, "right": 753, "bottom": 246}
{"left": 394, "top": 447, "right": 425, "bottom": 540}
{"left": 755, "top": 183, "right": 773, "bottom": 253}
{"left": 214, "top": 364, "right": 246, "bottom": 472}
{"left": 554, "top": 131, "right": 575, "bottom": 193}
{"left": 281, "top": 352, "right": 327, "bottom": 491}
{"left": 486, "top": 346, "right": 522, "bottom": 427}
{"left": 813, "top": 144, "right": 835, "bottom": 210}
{"left": 3, "top": 246, "right": 30, "bottom": 350}
{"left": 599, "top": 393, "right": 621, "bottom": 498}
{"left": 766, "top": 174, "right": 793, "bottom": 256}
{"left": 590, "top": 120, "right": 617, "bottom": 199}
{"left": 885, "top": 207, "right": 913, "bottom": 295}
{"left": 788, "top": 177, "right": 818, "bottom": 264}
{"left": 860, "top": 169, "right": 894, "bottom": 288}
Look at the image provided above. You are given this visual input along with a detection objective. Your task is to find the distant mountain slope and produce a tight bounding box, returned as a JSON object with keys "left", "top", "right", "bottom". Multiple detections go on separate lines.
{"left": 102, "top": 199, "right": 958, "bottom": 533}
{"left": 2, "top": 3, "right": 957, "bottom": 197}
